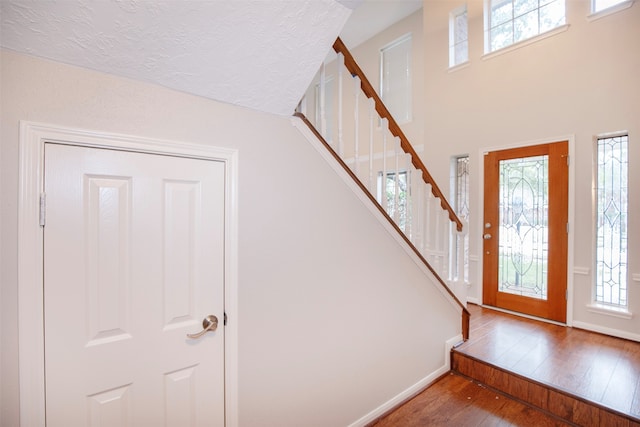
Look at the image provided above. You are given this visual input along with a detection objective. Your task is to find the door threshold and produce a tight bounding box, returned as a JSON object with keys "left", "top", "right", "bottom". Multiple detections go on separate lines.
{"left": 479, "top": 304, "right": 567, "bottom": 327}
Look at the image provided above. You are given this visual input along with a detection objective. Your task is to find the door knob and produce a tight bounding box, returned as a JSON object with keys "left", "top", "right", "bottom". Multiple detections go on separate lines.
{"left": 186, "top": 315, "right": 218, "bottom": 339}
{"left": 483, "top": 233, "right": 492, "bottom": 240}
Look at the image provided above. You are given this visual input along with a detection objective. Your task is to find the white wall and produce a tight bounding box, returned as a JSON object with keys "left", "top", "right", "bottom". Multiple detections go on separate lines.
{"left": 0, "top": 49, "right": 461, "bottom": 426}
{"left": 422, "top": 1, "right": 640, "bottom": 338}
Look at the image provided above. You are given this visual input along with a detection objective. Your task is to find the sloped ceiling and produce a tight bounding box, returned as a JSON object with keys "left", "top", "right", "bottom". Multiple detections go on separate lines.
{"left": 0, "top": 0, "right": 353, "bottom": 116}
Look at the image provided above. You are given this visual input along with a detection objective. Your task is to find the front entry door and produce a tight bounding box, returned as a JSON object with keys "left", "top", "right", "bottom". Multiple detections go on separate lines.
{"left": 483, "top": 141, "right": 568, "bottom": 323}
{"left": 44, "top": 143, "right": 226, "bottom": 426}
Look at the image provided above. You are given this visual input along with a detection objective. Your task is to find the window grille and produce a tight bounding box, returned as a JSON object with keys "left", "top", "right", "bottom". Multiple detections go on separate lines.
{"left": 486, "top": 0, "right": 565, "bottom": 53}
{"left": 454, "top": 156, "right": 470, "bottom": 282}
{"left": 595, "top": 134, "right": 628, "bottom": 307}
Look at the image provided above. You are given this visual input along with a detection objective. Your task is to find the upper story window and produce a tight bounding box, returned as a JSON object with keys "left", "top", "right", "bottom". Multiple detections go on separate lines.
{"left": 380, "top": 34, "right": 412, "bottom": 123}
{"left": 595, "top": 133, "right": 628, "bottom": 308}
{"left": 449, "top": 5, "right": 469, "bottom": 67}
{"left": 485, "top": 0, "right": 566, "bottom": 53}
{"left": 592, "top": 0, "right": 630, "bottom": 13}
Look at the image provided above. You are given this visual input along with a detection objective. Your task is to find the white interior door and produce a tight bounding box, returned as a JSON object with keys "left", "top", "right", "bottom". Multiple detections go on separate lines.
{"left": 43, "top": 143, "right": 226, "bottom": 426}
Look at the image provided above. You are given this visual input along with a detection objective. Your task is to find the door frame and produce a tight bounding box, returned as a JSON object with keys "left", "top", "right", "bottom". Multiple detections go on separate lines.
{"left": 476, "top": 135, "right": 576, "bottom": 325}
{"left": 17, "top": 121, "right": 239, "bottom": 427}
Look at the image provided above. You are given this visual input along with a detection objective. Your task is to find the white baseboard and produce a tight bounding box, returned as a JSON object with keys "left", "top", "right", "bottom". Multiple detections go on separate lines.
{"left": 347, "top": 334, "right": 462, "bottom": 427}
{"left": 467, "top": 296, "right": 480, "bottom": 305}
{"left": 572, "top": 321, "right": 640, "bottom": 342}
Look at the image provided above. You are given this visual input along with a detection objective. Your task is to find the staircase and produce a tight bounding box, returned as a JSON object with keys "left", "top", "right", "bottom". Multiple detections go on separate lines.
{"left": 296, "top": 37, "right": 470, "bottom": 340}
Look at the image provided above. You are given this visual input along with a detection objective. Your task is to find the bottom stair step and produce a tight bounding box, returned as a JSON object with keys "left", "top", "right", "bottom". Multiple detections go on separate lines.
{"left": 451, "top": 350, "right": 640, "bottom": 427}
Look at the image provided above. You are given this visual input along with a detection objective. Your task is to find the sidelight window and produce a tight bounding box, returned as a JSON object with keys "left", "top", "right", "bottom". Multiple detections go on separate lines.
{"left": 452, "top": 156, "right": 470, "bottom": 281}
{"left": 595, "top": 133, "right": 628, "bottom": 307}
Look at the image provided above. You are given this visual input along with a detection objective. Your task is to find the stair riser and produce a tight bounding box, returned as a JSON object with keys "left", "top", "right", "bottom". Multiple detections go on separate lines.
{"left": 452, "top": 351, "right": 640, "bottom": 427}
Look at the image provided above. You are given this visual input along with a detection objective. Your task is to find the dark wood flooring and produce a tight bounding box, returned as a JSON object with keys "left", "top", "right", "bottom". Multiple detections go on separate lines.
{"left": 371, "top": 304, "right": 640, "bottom": 426}
{"left": 371, "top": 372, "right": 570, "bottom": 426}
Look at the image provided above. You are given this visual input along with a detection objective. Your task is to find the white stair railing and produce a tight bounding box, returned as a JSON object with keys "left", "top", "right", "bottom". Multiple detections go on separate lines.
{"left": 297, "top": 39, "right": 469, "bottom": 337}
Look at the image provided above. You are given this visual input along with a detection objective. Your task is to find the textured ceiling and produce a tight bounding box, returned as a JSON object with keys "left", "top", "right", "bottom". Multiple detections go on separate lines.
{"left": 0, "top": 0, "right": 352, "bottom": 116}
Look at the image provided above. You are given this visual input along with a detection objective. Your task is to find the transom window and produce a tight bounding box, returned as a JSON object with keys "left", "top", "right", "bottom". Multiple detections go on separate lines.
{"left": 595, "top": 134, "right": 628, "bottom": 307}
{"left": 485, "top": 0, "right": 566, "bottom": 53}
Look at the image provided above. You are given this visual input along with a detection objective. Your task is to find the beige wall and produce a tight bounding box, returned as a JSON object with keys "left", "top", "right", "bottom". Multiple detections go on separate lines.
{"left": 0, "top": 49, "right": 461, "bottom": 426}
{"left": 423, "top": 1, "right": 640, "bottom": 337}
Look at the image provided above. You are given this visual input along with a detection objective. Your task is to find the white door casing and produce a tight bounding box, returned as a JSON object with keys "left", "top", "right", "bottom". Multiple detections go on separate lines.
{"left": 17, "top": 122, "right": 238, "bottom": 426}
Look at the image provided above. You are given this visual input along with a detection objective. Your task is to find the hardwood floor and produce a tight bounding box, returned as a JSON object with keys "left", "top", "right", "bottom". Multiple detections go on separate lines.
{"left": 371, "top": 304, "right": 640, "bottom": 426}
{"left": 457, "top": 304, "right": 640, "bottom": 420}
{"left": 371, "top": 372, "right": 570, "bottom": 426}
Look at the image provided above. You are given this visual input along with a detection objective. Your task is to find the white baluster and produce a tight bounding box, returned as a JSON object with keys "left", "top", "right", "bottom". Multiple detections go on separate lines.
{"left": 319, "top": 62, "right": 327, "bottom": 141}
{"left": 405, "top": 154, "right": 413, "bottom": 238}
{"left": 337, "top": 53, "right": 344, "bottom": 158}
{"left": 424, "top": 183, "right": 433, "bottom": 262}
{"left": 456, "top": 219, "right": 469, "bottom": 302}
{"left": 433, "top": 196, "right": 443, "bottom": 272}
{"left": 393, "top": 137, "right": 401, "bottom": 227}
{"left": 381, "top": 119, "right": 389, "bottom": 213}
{"left": 413, "top": 173, "right": 425, "bottom": 253}
{"left": 353, "top": 75, "right": 361, "bottom": 177}
{"left": 455, "top": 223, "right": 465, "bottom": 284}
{"left": 441, "top": 210, "right": 451, "bottom": 281}
{"left": 368, "top": 98, "right": 375, "bottom": 193}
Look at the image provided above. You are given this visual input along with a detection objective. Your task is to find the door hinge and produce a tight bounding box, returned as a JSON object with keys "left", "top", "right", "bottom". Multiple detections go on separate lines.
{"left": 566, "top": 222, "right": 569, "bottom": 234}
{"left": 39, "top": 192, "right": 46, "bottom": 227}
{"left": 566, "top": 155, "right": 570, "bottom": 166}
{"left": 566, "top": 289, "right": 568, "bottom": 301}
{"left": 224, "top": 312, "right": 227, "bottom": 326}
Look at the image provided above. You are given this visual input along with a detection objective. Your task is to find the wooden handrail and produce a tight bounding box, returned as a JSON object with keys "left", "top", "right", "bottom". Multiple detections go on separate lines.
{"left": 333, "top": 37, "right": 463, "bottom": 232}
{"left": 294, "top": 112, "right": 470, "bottom": 341}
